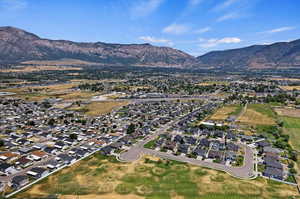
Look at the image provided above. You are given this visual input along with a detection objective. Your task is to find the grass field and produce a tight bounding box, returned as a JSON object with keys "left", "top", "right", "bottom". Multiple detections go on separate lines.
{"left": 238, "top": 110, "right": 275, "bottom": 126}
{"left": 15, "top": 154, "right": 299, "bottom": 199}
{"left": 0, "top": 65, "right": 82, "bottom": 73}
{"left": 0, "top": 82, "right": 100, "bottom": 101}
{"left": 280, "top": 86, "right": 300, "bottom": 91}
{"left": 275, "top": 108, "right": 300, "bottom": 118}
{"left": 69, "top": 101, "right": 128, "bottom": 116}
{"left": 281, "top": 116, "right": 300, "bottom": 151}
{"left": 209, "top": 105, "right": 242, "bottom": 121}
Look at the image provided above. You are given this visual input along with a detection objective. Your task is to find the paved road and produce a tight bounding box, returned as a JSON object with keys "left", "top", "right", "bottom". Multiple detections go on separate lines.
{"left": 119, "top": 107, "right": 255, "bottom": 179}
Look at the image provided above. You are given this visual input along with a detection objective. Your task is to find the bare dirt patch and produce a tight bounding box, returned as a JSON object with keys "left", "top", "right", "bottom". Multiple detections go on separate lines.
{"left": 275, "top": 108, "right": 300, "bottom": 118}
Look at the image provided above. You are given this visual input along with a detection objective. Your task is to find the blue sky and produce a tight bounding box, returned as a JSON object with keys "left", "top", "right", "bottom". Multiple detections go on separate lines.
{"left": 0, "top": 0, "right": 299, "bottom": 56}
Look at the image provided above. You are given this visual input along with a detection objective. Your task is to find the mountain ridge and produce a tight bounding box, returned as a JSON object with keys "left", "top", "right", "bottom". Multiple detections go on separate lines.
{"left": 0, "top": 26, "right": 300, "bottom": 70}
{"left": 0, "top": 26, "right": 197, "bottom": 68}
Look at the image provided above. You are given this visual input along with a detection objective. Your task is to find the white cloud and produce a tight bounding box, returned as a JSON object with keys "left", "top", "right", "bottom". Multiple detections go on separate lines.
{"left": 264, "top": 26, "right": 296, "bottom": 34}
{"left": 0, "top": 0, "right": 27, "bottom": 11}
{"left": 195, "top": 26, "right": 211, "bottom": 34}
{"left": 139, "top": 36, "right": 173, "bottom": 46}
{"left": 213, "top": 0, "right": 239, "bottom": 11}
{"left": 131, "top": 0, "right": 164, "bottom": 18}
{"left": 199, "top": 37, "right": 241, "bottom": 48}
{"left": 216, "top": 12, "right": 240, "bottom": 22}
{"left": 162, "top": 23, "right": 189, "bottom": 35}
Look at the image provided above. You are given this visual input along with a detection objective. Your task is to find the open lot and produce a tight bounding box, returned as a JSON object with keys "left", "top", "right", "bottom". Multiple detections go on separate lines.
{"left": 15, "top": 154, "right": 299, "bottom": 199}
{"left": 275, "top": 108, "right": 300, "bottom": 118}
{"left": 209, "top": 104, "right": 242, "bottom": 120}
{"left": 237, "top": 104, "right": 276, "bottom": 126}
{"left": 280, "top": 86, "right": 300, "bottom": 91}
{"left": 0, "top": 82, "right": 99, "bottom": 101}
{"left": 69, "top": 101, "right": 128, "bottom": 116}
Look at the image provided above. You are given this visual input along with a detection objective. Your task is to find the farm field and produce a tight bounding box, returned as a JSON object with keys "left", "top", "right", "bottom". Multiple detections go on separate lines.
{"left": 209, "top": 104, "right": 242, "bottom": 120}
{"left": 15, "top": 154, "right": 299, "bottom": 199}
{"left": 0, "top": 82, "right": 100, "bottom": 101}
{"left": 237, "top": 104, "right": 276, "bottom": 126}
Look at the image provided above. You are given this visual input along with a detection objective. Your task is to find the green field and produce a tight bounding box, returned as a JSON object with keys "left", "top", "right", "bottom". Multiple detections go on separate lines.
{"left": 248, "top": 104, "right": 277, "bottom": 119}
{"left": 281, "top": 116, "right": 300, "bottom": 151}
{"left": 15, "top": 154, "right": 298, "bottom": 199}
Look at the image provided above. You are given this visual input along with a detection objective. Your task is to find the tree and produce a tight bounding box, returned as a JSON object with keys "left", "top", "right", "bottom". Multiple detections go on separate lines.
{"left": 0, "top": 140, "right": 4, "bottom": 147}
{"left": 69, "top": 133, "right": 78, "bottom": 140}
{"left": 127, "top": 123, "right": 135, "bottom": 134}
{"left": 48, "top": 118, "right": 56, "bottom": 126}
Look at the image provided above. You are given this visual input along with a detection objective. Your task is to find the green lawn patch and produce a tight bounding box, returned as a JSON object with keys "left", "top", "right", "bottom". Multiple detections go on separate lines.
{"left": 248, "top": 104, "right": 277, "bottom": 119}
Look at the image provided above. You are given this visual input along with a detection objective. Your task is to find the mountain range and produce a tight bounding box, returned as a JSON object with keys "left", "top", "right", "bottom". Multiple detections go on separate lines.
{"left": 0, "top": 26, "right": 299, "bottom": 70}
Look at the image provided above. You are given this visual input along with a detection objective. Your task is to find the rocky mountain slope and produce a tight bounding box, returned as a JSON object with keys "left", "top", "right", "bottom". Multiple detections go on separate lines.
{"left": 197, "top": 39, "right": 300, "bottom": 69}
{"left": 0, "top": 26, "right": 197, "bottom": 67}
{"left": 1, "top": 26, "right": 300, "bottom": 70}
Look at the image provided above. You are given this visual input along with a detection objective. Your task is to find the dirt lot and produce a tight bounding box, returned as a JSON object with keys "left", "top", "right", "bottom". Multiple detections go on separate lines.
{"left": 275, "top": 108, "right": 300, "bottom": 118}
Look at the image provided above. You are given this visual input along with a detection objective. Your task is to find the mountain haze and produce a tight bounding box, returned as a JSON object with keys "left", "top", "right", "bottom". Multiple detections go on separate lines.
{"left": 0, "top": 26, "right": 197, "bottom": 67}
{"left": 197, "top": 39, "right": 300, "bottom": 69}
{"left": 0, "top": 26, "right": 300, "bottom": 70}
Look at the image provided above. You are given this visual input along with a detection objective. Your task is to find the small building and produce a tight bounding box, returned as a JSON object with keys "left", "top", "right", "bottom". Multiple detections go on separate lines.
{"left": 11, "top": 175, "right": 29, "bottom": 188}
{"left": 27, "top": 167, "right": 49, "bottom": 178}
{"left": 263, "top": 167, "right": 283, "bottom": 180}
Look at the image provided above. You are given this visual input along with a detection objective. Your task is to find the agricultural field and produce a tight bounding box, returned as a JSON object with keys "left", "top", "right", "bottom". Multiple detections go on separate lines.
{"left": 209, "top": 104, "right": 242, "bottom": 121}
{"left": 69, "top": 101, "right": 128, "bottom": 116}
{"left": 237, "top": 104, "right": 276, "bottom": 126}
{"left": 15, "top": 154, "right": 299, "bottom": 199}
{"left": 0, "top": 82, "right": 99, "bottom": 101}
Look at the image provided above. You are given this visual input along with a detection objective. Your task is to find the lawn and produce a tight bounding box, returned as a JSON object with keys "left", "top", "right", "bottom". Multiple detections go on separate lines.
{"left": 15, "top": 154, "right": 299, "bottom": 199}
{"left": 209, "top": 104, "right": 242, "bottom": 121}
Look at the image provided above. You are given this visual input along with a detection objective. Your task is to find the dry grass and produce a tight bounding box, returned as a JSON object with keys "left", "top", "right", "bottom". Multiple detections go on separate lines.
{"left": 209, "top": 105, "right": 239, "bottom": 120}
{"left": 275, "top": 108, "right": 300, "bottom": 118}
{"left": 16, "top": 155, "right": 298, "bottom": 199}
{"left": 237, "top": 109, "right": 276, "bottom": 125}
{"left": 59, "top": 91, "right": 97, "bottom": 100}
{"left": 60, "top": 194, "right": 143, "bottom": 199}
{"left": 280, "top": 86, "right": 300, "bottom": 91}
{"left": 0, "top": 65, "right": 82, "bottom": 73}
{"left": 21, "top": 58, "right": 100, "bottom": 66}
{"left": 80, "top": 101, "right": 128, "bottom": 116}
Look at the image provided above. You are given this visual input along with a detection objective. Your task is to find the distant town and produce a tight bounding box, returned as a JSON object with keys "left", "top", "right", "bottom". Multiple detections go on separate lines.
{"left": 0, "top": 66, "right": 299, "bottom": 198}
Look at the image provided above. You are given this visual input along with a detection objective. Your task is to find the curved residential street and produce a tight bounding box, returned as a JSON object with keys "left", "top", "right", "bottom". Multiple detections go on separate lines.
{"left": 119, "top": 143, "right": 255, "bottom": 179}
{"left": 119, "top": 107, "right": 256, "bottom": 179}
